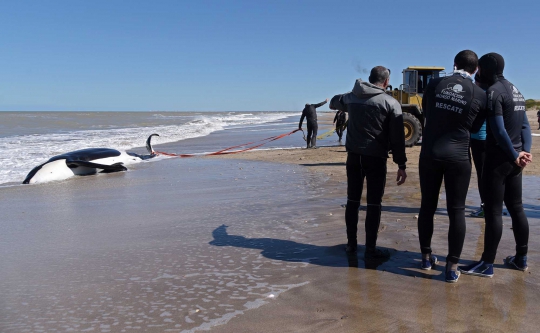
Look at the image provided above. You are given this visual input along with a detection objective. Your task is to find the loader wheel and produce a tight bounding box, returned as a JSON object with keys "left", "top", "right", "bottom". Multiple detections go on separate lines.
{"left": 403, "top": 112, "right": 422, "bottom": 147}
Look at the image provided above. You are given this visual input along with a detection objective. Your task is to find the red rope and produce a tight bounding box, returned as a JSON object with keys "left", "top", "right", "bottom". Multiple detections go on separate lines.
{"left": 154, "top": 128, "right": 303, "bottom": 158}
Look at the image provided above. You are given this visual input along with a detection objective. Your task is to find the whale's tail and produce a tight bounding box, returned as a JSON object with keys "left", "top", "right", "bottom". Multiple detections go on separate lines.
{"left": 146, "top": 134, "right": 159, "bottom": 155}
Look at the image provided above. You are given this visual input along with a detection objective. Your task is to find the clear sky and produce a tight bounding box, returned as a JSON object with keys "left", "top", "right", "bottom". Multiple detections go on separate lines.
{"left": 1, "top": 0, "right": 539, "bottom": 111}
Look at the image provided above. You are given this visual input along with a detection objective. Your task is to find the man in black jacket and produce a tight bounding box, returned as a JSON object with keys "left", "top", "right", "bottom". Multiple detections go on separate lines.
{"left": 330, "top": 66, "right": 407, "bottom": 260}
{"left": 299, "top": 99, "right": 328, "bottom": 148}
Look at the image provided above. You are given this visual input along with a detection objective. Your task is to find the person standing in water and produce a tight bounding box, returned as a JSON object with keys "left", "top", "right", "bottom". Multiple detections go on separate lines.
{"left": 417, "top": 50, "right": 487, "bottom": 283}
{"left": 299, "top": 99, "right": 328, "bottom": 149}
{"left": 460, "top": 53, "right": 533, "bottom": 278}
{"left": 333, "top": 109, "right": 347, "bottom": 143}
{"left": 330, "top": 66, "right": 407, "bottom": 260}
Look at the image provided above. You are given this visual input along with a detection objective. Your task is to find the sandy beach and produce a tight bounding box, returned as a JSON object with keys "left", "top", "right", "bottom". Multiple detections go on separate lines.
{"left": 209, "top": 111, "right": 540, "bottom": 332}
{"left": 2, "top": 111, "right": 540, "bottom": 332}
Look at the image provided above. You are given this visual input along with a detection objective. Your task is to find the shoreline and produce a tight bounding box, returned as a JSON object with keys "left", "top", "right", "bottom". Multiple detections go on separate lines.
{"left": 2, "top": 111, "right": 540, "bottom": 332}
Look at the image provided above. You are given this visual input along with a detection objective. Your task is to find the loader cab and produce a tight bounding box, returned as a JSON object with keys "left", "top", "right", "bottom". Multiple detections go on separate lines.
{"left": 403, "top": 67, "right": 446, "bottom": 96}
{"left": 387, "top": 66, "right": 445, "bottom": 147}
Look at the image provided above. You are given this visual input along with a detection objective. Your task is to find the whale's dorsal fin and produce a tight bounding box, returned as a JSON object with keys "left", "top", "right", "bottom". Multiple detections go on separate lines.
{"left": 146, "top": 134, "right": 159, "bottom": 155}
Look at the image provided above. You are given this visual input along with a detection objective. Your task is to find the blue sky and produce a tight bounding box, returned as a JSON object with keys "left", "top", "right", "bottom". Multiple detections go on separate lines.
{"left": 1, "top": 0, "right": 539, "bottom": 111}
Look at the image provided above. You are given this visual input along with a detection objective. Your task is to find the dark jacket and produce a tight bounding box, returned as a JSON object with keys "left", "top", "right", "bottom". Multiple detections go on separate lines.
{"left": 299, "top": 100, "right": 327, "bottom": 128}
{"left": 330, "top": 79, "right": 407, "bottom": 168}
{"left": 333, "top": 110, "right": 347, "bottom": 125}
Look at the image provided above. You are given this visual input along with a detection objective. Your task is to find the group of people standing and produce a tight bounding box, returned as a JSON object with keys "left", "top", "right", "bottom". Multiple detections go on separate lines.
{"left": 326, "top": 50, "right": 532, "bottom": 283}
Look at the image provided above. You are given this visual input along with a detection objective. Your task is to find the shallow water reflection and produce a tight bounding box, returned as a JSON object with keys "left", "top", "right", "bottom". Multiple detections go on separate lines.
{"left": 0, "top": 158, "right": 326, "bottom": 332}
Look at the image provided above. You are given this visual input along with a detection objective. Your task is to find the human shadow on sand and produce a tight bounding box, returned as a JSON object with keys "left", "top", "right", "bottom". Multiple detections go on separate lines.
{"left": 209, "top": 224, "right": 459, "bottom": 282}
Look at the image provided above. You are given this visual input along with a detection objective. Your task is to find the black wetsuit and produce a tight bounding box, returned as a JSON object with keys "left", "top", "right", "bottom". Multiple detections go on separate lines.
{"left": 480, "top": 78, "right": 532, "bottom": 264}
{"left": 299, "top": 100, "right": 327, "bottom": 148}
{"left": 470, "top": 75, "right": 489, "bottom": 207}
{"left": 418, "top": 73, "right": 487, "bottom": 264}
{"left": 470, "top": 137, "right": 486, "bottom": 204}
{"left": 333, "top": 110, "right": 347, "bottom": 140}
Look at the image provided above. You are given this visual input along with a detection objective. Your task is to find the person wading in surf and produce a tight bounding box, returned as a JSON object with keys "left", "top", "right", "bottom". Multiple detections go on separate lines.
{"left": 299, "top": 99, "right": 328, "bottom": 149}
{"left": 333, "top": 109, "right": 347, "bottom": 143}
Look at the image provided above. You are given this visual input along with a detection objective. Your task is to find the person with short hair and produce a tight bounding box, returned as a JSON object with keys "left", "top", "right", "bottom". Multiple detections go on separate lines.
{"left": 537, "top": 109, "right": 540, "bottom": 130}
{"left": 459, "top": 53, "right": 533, "bottom": 278}
{"left": 330, "top": 66, "right": 407, "bottom": 260}
{"left": 417, "top": 50, "right": 487, "bottom": 283}
{"left": 298, "top": 99, "right": 328, "bottom": 149}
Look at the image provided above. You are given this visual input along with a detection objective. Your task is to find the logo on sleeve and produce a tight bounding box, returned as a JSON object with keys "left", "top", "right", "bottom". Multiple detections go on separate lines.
{"left": 512, "top": 85, "right": 525, "bottom": 103}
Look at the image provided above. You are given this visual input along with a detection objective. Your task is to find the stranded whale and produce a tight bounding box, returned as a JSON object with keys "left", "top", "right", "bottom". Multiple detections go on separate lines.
{"left": 23, "top": 134, "right": 159, "bottom": 184}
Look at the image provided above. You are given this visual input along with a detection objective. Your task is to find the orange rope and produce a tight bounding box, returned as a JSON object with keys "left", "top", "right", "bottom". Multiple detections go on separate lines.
{"left": 155, "top": 128, "right": 304, "bottom": 158}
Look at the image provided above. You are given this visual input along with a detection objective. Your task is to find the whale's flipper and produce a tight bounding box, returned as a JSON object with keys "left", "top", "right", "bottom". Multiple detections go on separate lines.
{"left": 23, "top": 163, "right": 47, "bottom": 184}
{"left": 146, "top": 134, "right": 159, "bottom": 155}
{"left": 67, "top": 160, "right": 128, "bottom": 172}
{"left": 99, "top": 163, "right": 128, "bottom": 173}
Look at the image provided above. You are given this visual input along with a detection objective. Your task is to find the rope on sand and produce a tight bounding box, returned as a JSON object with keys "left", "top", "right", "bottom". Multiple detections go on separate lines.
{"left": 155, "top": 129, "right": 304, "bottom": 158}
{"left": 301, "top": 121, "right": 348, "bottom": 141}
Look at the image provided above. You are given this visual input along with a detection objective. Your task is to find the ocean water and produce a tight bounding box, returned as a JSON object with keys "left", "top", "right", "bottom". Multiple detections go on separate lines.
{"left": 0, "top": 111, "right": 306, "bottom": 185}
{"left": 0, "top": 126, "right": 338, "bottom": 332}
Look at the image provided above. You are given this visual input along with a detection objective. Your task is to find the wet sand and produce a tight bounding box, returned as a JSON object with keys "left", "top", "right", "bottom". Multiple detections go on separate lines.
{"left": 209, "top": 111, "right": 540, "bottom": 332}
{"left": 0, "top": 157, "right": 334, "bottom": 332}
{"left": 2, "top": 111, "right": 540, "bottom": 332}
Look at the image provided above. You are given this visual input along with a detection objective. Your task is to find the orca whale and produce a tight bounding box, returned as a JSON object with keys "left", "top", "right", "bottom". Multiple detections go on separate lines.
{"left": 23, "top": 134, "right": 159, "bottom": 184}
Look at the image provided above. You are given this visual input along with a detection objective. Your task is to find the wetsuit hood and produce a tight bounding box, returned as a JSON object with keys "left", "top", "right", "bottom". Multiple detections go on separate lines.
{"left": 352, "top": 79, "right": 385, "bottom": 99}
{"left": 478, "top": 53, "right": 505, "bottom": 86}
{"left": 474, "top": 72, "right": 490, "bottom": 91}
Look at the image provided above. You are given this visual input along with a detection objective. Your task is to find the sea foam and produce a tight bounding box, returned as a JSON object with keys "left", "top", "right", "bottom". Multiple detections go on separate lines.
{"left": 0, "top": 112, "right": 295, "bottom": 185}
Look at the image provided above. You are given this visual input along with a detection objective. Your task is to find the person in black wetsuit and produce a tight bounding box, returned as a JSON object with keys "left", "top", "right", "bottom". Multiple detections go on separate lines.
{"left": 333, "top": 109, "right": 347, "bottom": 142}
{"left": 417, "top": 50, "right": 487, "bottom": 283}
{"left": 460, "top": 53, "right": 533, "bottom": 278}
{"left": 469, "top": 73, "right": 490, "bottom": 218}
{"left": 537, "top": 110, "right": 540, "bottom": 130}
{"left": 298, "top": 99, "right": 328, "bottom": 149}
{"left": 330, "top": 66, "right": 407, "bottom": 260}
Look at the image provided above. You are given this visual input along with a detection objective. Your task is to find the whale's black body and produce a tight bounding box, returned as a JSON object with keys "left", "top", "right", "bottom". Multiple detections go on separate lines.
{"left": 23, "top": 134, "right": 159, "bottom": 184}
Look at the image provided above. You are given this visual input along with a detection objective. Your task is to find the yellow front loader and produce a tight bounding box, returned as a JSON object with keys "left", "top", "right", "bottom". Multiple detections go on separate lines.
{"left": 387, "top": 66, "right": 446, "bottom": 146}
